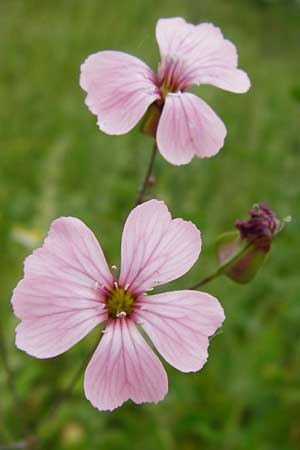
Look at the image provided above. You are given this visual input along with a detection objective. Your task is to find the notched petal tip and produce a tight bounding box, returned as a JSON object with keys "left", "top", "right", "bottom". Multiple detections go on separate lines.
{"left": 157, "top": 92, "right": 227, "bottom": 164}
{"left": 11, "top": 215, "right": 111, "bottom": 359}
{"left": 155, "top": 17, "right": 250, "bottom": 94}
{"left": 137, "top": 290, "right": 225, "bottom": 373}
{"left": 83, "top": 320, "right": 168, "bottom": 411}
{"left": 119, "top": 199, "right": 201, "bottom": 293}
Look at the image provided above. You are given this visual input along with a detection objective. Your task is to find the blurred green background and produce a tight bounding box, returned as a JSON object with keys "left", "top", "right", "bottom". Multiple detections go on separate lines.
{"left": 0, "top": 0, "right": 299, "bottom": 449}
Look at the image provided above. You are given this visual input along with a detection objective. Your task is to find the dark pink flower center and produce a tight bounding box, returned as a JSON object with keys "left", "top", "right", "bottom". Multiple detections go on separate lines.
{"left": 157, "top": 56, "right": 187, "bottom": 97}
{"left": 141, "top": 56, "right": 188, "bottom": 137}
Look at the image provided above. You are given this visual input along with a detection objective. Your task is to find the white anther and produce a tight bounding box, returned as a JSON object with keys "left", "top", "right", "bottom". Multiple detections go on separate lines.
{"left": 124, "top": 283, "right": 129, "bottom": 291}
{"left": 116, "top": 311, "right": 127, "bottom": 318}
{"left": 111, "top": 264, "right": 117, "bottom": 270}
{"left": 168, "top": 91, "right": 182, "bottom": 97}
{"left": 114, "top": 281, "right": 119, "bottom": 289}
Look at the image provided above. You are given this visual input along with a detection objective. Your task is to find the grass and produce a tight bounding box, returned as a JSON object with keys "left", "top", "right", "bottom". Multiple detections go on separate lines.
{"left": 0, "top": 0, "right": 300, "bottom": 449}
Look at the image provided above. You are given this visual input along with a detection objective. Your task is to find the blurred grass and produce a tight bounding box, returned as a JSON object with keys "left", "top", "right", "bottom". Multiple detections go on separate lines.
{"left": 0, "top": 0, "right": 300, "bottom": 449}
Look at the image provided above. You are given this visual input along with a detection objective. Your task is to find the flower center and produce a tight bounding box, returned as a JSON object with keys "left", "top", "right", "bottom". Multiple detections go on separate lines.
{"left": 106, "top": 287, "right": 136, "bottom": 318}
{"left": 157, "top": 56, "right": 185, "bottom": 97}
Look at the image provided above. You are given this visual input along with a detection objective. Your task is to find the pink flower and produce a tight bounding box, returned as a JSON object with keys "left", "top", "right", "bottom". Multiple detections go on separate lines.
{"left": 12, "top": 200, "right": 224, "bottom": 411}
{"left": 80, "top": 17, "right": 250, "bottom": 165}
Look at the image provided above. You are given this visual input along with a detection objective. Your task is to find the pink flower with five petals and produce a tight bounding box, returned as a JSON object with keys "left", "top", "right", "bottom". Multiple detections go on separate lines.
{"left": 80, "top": 17, "right": 250, "bottom": 165}
{"left": 12, "top": 200, "right": 224, "bottom": 411}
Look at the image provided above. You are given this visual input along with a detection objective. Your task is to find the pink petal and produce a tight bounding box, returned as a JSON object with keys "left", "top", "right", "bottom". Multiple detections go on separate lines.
{"left": 156, "top": 17, "right": 250, "bottom": 93}
{"left": 156, "top": 92, "right": 226, "bottom": 165}
{"left": 80, "top": 51, "right": 160, "bottom": 134}
{"left": 12, "top": 217, "right": 112, "bottom": 358}
{"left": 135, "top": 290, "right": 225, "bottom": 372}
{"left": 24, "top": 217, "right": 113, "bottom": 289}
{"left": 84, "top": 318, "right": 168, "bottom": 411}
{"left": 14, "top": 295, "right": 106, "bottom": 359}
{"left": 119, "top": 200, "right": 201, "bottom": 293}
{"left": 156, "top": 17, "right": 188, "bottom": 57}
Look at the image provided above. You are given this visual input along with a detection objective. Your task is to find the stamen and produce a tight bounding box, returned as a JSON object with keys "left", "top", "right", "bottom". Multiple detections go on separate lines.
{"left": 168, "top": 92, "right": 182, "bottom": 97}
{"left": 116, "top": 311, "right": 127, "bottom": 318}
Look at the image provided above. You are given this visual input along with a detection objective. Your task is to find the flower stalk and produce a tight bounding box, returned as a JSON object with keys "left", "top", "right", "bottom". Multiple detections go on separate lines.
{"left": 189, "top": 242, "right": 252, "bottom": 290}
{"left": 135, "top": 141, "right": 157, "bottom": 205}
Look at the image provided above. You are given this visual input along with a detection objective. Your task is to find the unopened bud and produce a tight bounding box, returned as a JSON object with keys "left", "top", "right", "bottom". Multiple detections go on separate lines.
{"left": 216, "top": 204, "right": 284, "bottom": 284}
{"left": 235, "top": 203, "right": 280, "bottom": 252}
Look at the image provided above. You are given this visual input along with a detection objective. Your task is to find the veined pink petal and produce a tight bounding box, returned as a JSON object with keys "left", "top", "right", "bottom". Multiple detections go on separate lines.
{"left": 135, "top": 290, "right": 225, "bottom": 372}
{"left": 156, "top": 92, "right": 226, "bottom": 165}
{"left": 12, "top": 217, "right": 112, "bottom": 358}
{"left": 24, "top": 217, "right": 113, "bottom": 290}
{"left": 80, "top": 51, "right": 160, "bottom": 135}
{"left": 156, "top": 17, "right": 250, "bottom": 93}
{"left": 156, "top": 17, "right": 188, "bottom": 57}
{"left": 84, "top": 318, "right": 168, "bottom": 411}
{"left": 14, "top": 301, "right": 106, "bottom": 359}
{"left": 119, "top": 200, "right": 201, "bottom": 293}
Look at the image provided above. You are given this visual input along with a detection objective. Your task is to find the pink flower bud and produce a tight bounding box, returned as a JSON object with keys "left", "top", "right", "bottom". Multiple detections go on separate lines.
{"left": 216, "top": 204, "right": 281, "bottom": 283}
{"left": 235, "top": 203, "right": 280, "bottom": 252}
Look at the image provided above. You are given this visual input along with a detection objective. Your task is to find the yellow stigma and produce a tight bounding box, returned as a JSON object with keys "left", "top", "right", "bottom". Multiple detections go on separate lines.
{"left": 106, "top": 287, "right": 136, "bottom": 318}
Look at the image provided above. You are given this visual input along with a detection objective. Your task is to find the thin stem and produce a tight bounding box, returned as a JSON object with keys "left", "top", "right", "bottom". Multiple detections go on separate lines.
{"left": 135, "top": 141, "right": 157, "bottom": 206}
{"left": 189, "top": 271, "right": 221, "bottom": 289}
{"left": 189, "top": 243, "right": 251, "bottom": 290}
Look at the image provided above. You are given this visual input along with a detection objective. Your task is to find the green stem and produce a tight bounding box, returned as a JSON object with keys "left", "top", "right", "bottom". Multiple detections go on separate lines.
{"left": 135, "top": 141, "right": 157, "bottom": 206}
{"left": 189, "top": 243, "right": 251, "bottom": 290}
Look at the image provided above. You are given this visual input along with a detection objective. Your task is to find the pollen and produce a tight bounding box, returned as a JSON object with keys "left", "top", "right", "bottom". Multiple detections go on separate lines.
{"left": 106, "top": 287, "right": 136, "bottom": 318}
